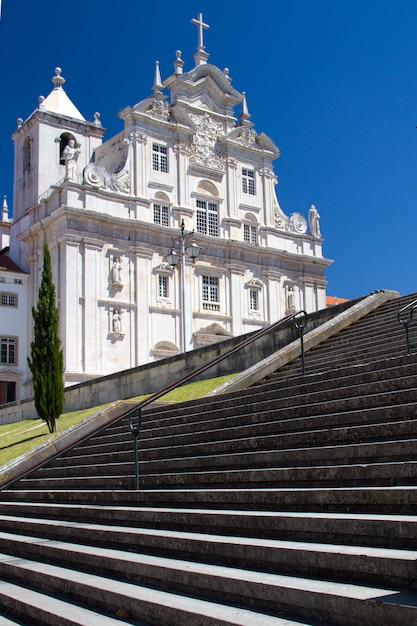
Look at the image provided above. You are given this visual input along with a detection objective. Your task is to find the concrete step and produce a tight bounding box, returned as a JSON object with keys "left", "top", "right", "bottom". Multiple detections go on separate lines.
{"left": 106, "top": 364, "right": 417, "bottom": 432}
{"left": 0, "top": 579, "right": 139, "bottom": 625}
{"left": 2, "top": 486, "right": 417, "bottom": 514}
{"left": 63, "top": 397, "right": 417, "bottom": 457}
{"left": 0, "top": 551, "right": 324, "bottom": 626}
{"left": 1, "top": 506, "right": 416, "bottom": 549}
{"left": 30, "top": 437, "right": 417, "bottom": 482}
{"left": 0, "top": 520, "right": 416, "bottom": 589}
{"left": 31, "top": 406, "right": 417, "bottom": 479}
{"left": 15, "top": 459, "right": 417, "bottom": 491}
{"left": 44, "top": 419, "right": 417, "bottom": 473}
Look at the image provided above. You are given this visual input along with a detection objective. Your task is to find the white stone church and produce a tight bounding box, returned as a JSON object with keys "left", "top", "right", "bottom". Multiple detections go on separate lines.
{"left": 2, "top": 13, "right": 331, "bottom": 399}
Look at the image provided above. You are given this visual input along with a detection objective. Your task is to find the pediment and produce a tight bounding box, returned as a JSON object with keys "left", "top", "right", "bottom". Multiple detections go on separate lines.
{"left": 195, "top": 323, "right": 233, "bottom": 338}
{"left": 0, "top": 367, "right": 22, "bottom": 380}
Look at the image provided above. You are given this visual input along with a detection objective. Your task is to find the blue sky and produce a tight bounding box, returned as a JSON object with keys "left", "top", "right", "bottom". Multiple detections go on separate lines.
{"left": 0, "top": 1, "right": 416, "bottom": 299}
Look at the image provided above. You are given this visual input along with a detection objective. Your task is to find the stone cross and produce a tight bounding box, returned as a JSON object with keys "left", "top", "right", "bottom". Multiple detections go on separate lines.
{"left": 191, "top": 12, "right": 209, "bottom": 49}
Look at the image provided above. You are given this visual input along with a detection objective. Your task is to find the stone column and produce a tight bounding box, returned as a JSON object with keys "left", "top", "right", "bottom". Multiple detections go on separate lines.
{"left": 82, "top": 238, "right": 104, "bottom": 375}
{"left": 132, "top": 246, "right": 154, "bottom": 363}
{"left": 227, "top": 264, "right": 245, "bottom": 336}
{"left": 262, "top": 270, "right": 282, "bottom": 323}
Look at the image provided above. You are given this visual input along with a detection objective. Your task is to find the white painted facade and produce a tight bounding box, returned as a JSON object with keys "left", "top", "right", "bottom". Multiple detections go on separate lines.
{"left": 0, "top": 227, "right": 29, "bottom": 402}
{"left": 9, "top": 15, "right": 331, "bottom": 388}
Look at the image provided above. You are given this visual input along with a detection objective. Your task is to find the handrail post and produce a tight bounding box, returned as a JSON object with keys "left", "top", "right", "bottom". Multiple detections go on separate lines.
{"left": 397, "top": 302, "right": 416, "bottom": 356}
{"left": 294, "top": 311, "right": 308, "bottom": 375}
{"left": 129, "top": 409, "right": 142, "bottom": 490}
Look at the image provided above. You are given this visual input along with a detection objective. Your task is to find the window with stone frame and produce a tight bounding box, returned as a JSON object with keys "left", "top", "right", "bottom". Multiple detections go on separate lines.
{"left": 242, "top": 168, "right": 255, "bottom": 195}
{"left": 153, "top": 203, "right": 169, "bottom": 226}
{"left": 249, "top": 288, "right": 259, "bottom": 311}
{"left": 1, "top": 336, "right": 17, "bottom": 365}
{"left": 0, "top": 293, "right": 18, "bottom": 308}
{"left": 196, "top": 199, "right": 218, "bottom": 236}
{"left": 152, "top": 144, "right": 168, "bottom": 173}
{"left": 202, "top": 275, "right": 219, "bottom": 311}
{"left": 243, "top": 223, "right": 257, "bottom": 244}
{"left": 158, "top": 275, "right": 168, "bottom": 299}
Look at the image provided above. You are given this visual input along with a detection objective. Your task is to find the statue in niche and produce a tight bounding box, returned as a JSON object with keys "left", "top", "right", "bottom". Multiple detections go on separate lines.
{"left": 63, "top": 140, "right": 81, "bottom": 180}
{"left": 113, "top": 309, "right": 122, "bottom": 334}
{"left": 111, "top": 257, "right": 122, "bottom": 285}
{"left": 308, "top": 204, "right": 321, "bottom": 238}
{"left": 287, "top": 287, "right": 295, "bottom": 311}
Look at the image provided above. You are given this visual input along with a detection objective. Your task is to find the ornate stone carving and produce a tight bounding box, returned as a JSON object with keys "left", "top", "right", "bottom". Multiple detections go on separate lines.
{"left": 124, "top": 132, "right": 147, "bottom": 145}
{"left": 274, "top": 210, "right": 307, "bottom": 234}
{"left": 237, "top": 127, "right": 257, "bottom": 147}
{"left": 189, "top": 113, "right": 224, "bottom": 170}
{"left": 147, "top": 97, "right": 171, "bottom": 121}
{"left": 84, "top": 163, "right": 131, "bottom": 194}
{"left": 290, "top": 213, "right": 307, "bottom": 234}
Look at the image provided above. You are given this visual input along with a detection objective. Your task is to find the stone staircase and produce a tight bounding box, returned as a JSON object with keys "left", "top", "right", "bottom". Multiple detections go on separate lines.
{"left": 0, "top": 293, "right": 417, "bottom": 625}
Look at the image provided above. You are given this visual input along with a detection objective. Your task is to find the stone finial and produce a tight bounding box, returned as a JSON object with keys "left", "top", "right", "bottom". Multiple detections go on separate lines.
{"left": 2, "top": 195, "right": 9, "bottom": 222}
{"left": 16, "top": 118, "right": 23, "bottom": 129}
{"left": 239, "top": 92, "right": 250, "bottom": 122}
{"left": 52, "top": 67, "right": 65, "bottom": 89}
{"left": 38, "top": 95, "right": 45, "bottom": 110}
{"left": 174, "top": 50, "right": 184, "bottom": 75}
{"left": 93, "top": 112, "right": 102, "bottom": 127}
{"left": 152, "top": 60, "right": 164, "bottom": 95}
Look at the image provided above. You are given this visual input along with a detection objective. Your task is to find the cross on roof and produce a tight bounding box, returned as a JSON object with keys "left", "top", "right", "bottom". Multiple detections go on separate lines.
{"left": 191, "top": 12, "right": 209, "bottom": 49}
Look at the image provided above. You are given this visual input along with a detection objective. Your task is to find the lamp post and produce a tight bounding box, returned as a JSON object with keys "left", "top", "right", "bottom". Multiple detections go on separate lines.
{"left": 165, "top": 219, "right": 200, "bottom": 352}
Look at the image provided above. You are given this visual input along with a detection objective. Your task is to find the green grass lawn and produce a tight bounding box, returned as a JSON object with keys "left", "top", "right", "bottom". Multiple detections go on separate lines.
{"left": 0, "top": 373, "right": 236, "bottom": 467}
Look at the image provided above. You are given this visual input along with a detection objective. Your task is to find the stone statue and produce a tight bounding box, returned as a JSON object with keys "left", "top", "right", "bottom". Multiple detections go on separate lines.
{"left": 111, "top": 257, "right": 122, "bottom": 284}
{"left": 63, "top": 140, "right": 81, "bottom": 180}
{"left": 287, "top": 286, "right": 295, "bottom": 311}
{"left": 113, "top": 309, "right": 121, "bottom": 333}
{"left": 308, "top": 204, "right": 321, "bottom": 238}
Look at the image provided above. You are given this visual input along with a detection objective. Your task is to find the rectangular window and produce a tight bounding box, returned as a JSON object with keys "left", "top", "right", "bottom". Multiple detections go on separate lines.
{"left": 196, "top": 200, "right": 218, "bottom": 236}
{"left": 152, "top": 144, "right": 168, "bottom": 173}
{"left": 153, "top": 204, "right": 169, "bottom": 226}
{"left": 1, "top": 337, "right": 17, "bottom": 365}
{"left": 243, "top": 224, "right": 257, "bottom": 244}
{"left": 158, "top": 275, "right": 168, "bottom": 298}
{"left": 249, "top": 289, "right": 259, "bottom": 311}
{"left": 0, "top": 293, "right": 17, "bottom": 307}
{"left": 242, "top": 168, "right": 255, "bottom": 195}
{"left": 202, "top": 275, "right": 219, "bottom": 311}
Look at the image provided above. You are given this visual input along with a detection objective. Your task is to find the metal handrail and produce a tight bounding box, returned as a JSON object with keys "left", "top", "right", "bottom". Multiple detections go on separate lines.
{"left": 127, "top": 309, "right": 308, "bottom": 488}
{"left": 397, "top": 298, "right": 417, "bottom": 355}
{"left": 1, "top": 309, "right": 307, "bottom": 491}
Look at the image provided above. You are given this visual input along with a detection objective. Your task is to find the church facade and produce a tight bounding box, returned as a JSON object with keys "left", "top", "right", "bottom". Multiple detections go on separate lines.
{"left": 8, "top": 14, "right": 331, "bottom": 393}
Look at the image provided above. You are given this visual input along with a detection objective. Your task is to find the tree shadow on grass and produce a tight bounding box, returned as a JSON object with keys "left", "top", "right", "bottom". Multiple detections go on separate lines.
{"left": 0, "top": 431, "right": 49, "bottom": 452}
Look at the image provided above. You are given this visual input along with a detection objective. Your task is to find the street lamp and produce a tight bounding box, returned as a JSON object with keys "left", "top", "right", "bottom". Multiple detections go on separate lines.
{"left": 165, "top": 219, "right": 200, "bottom": 352}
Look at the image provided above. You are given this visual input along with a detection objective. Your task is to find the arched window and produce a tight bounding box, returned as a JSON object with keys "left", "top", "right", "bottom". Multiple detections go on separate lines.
{"left": 23, "top": 137, "right": 31, "bottom": 173}
{"left": 59, "top": 132, "right": 76, "bottom": 165}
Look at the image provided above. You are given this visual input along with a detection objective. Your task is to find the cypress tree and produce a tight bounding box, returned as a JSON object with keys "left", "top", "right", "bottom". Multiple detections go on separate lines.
{"left": 28, "top": 243, "right": 64, "bottom": 433}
